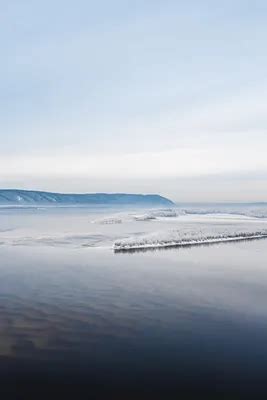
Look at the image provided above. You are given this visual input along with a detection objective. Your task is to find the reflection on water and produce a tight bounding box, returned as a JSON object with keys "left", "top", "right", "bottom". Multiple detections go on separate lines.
{"left": 1, "top": 237, "right": 267, "bottom": 398}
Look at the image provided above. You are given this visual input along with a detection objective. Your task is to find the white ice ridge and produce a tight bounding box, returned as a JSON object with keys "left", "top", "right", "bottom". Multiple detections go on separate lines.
{"left": 92, "top": 209, "right": 182, "bottom": 224}
{"left": 132, "top": 209, "right": 181, "bottom": 221}
{"left": 113, "top": 229, "right": 267, "bottom": 251}
{"left": 137, "top": 207, "right": 267, "bottom": 220}
{"left": 92, "top": 206, "right": 267, "bottom": 226}
{"left": 92, "top": 216, "right": 123, "bottom": 224}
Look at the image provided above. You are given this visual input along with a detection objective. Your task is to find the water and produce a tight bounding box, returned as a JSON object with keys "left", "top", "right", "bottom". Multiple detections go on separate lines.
{"left": 1, "top": 206, "right": 267, "bottom": 398}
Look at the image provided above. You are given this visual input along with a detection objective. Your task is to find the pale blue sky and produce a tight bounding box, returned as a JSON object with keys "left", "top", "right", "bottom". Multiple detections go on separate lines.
{"left": 1, "top": 1, "right": 267, "bottom": 201}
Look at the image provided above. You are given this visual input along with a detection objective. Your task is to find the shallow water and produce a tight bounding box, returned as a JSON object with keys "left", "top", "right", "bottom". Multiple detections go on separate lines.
{"left": 1, "top": 207, "right": 267, "bottom": 398}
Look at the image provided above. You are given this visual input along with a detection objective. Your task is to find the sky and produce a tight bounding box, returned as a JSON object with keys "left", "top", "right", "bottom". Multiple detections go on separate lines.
{"left": 1, "top": 0, "right": 267, "bottom": 202}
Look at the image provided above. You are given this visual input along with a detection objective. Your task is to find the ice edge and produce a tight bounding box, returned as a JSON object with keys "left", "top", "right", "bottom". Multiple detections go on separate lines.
{"left": 113, "top": 233, "right": 267, "bottom": 252}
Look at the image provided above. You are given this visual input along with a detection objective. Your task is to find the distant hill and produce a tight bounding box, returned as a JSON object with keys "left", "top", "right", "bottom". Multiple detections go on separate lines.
{"left": 0, "top": 190, "right": 174, "bottom": 207}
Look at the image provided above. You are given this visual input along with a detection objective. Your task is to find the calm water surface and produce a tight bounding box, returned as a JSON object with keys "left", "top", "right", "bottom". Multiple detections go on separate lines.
{"left": 1, "top": 208, "right": 267, "bottom": 398}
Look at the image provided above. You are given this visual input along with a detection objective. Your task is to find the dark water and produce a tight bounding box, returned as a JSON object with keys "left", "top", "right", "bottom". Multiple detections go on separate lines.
{"left": 1, "top": 239, "right": 267, "bottom": 399}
